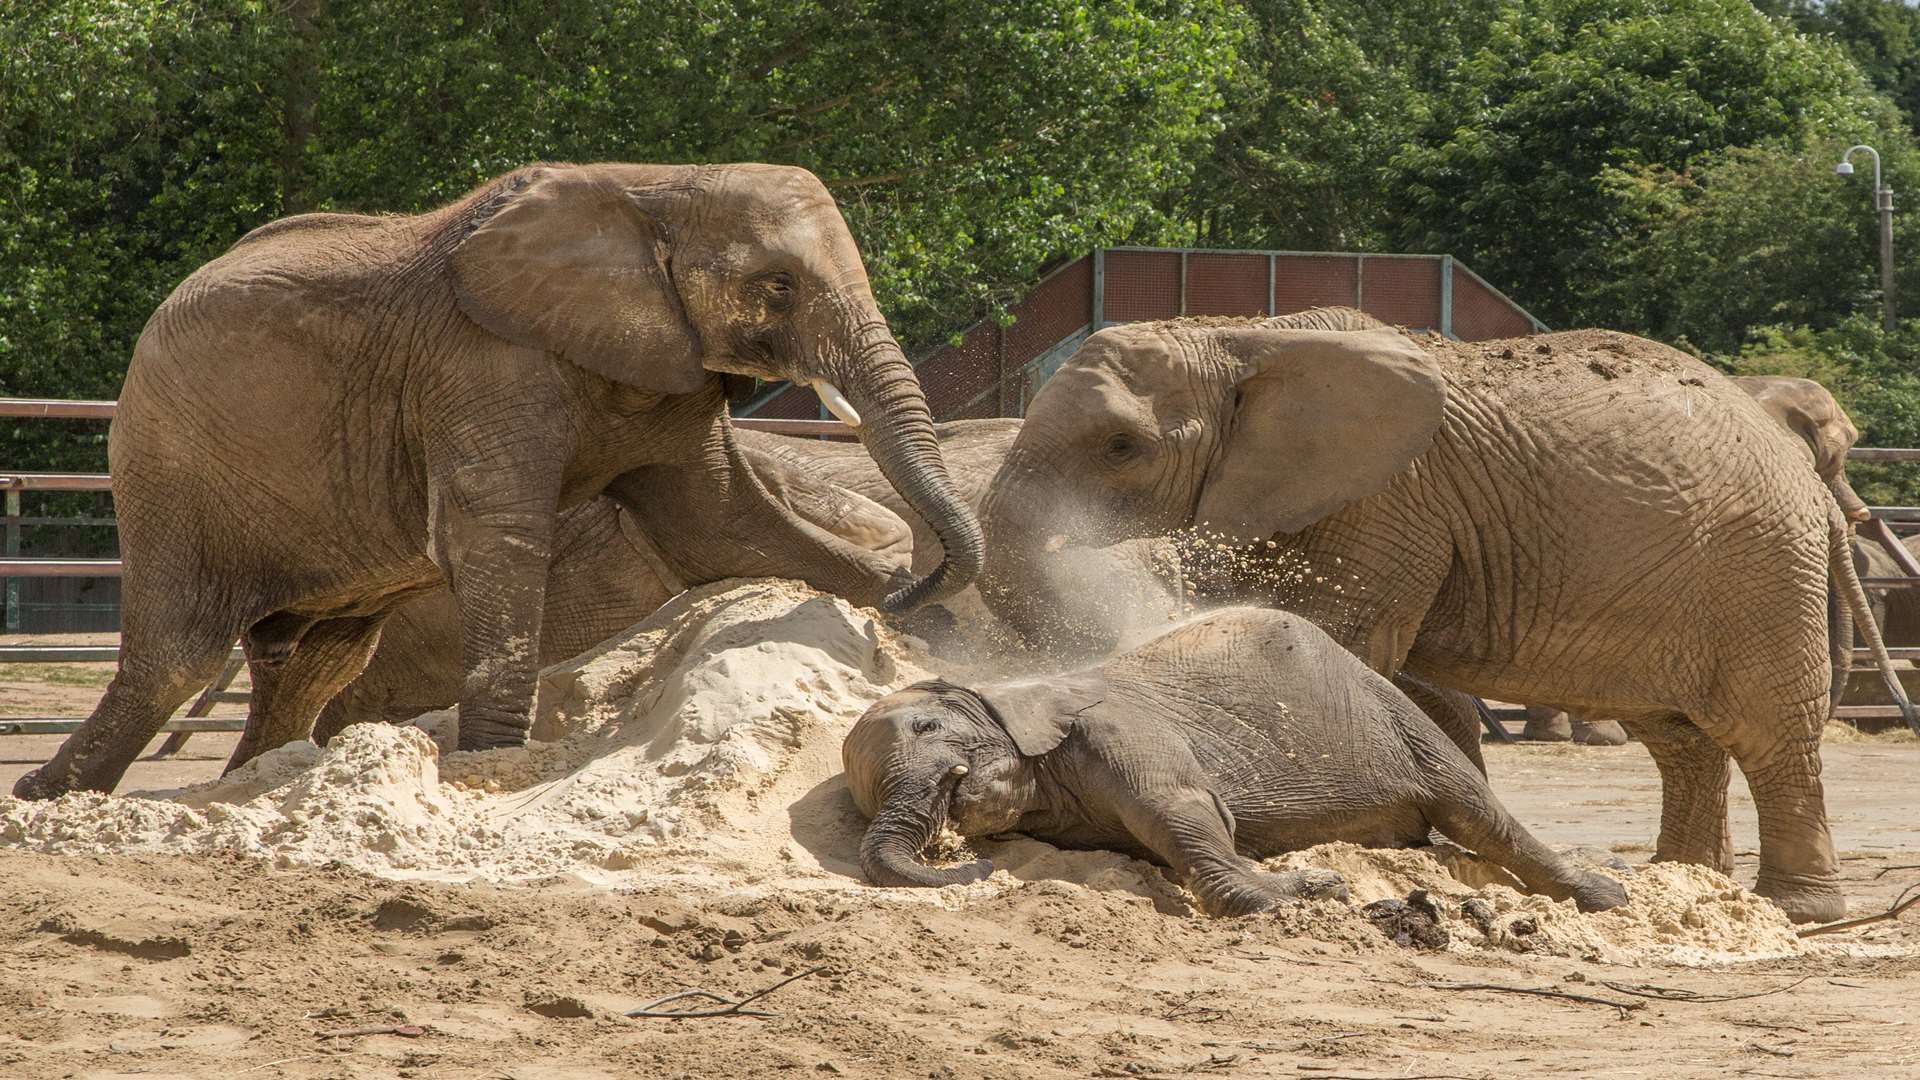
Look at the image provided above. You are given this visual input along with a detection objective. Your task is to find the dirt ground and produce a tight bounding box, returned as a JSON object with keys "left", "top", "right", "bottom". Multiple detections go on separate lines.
{"left": 4, "top": 658, "right": 1920, "bottom": 1078}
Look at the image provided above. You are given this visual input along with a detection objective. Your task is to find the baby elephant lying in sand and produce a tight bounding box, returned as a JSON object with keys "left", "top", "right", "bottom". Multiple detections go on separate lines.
{"left": 843, "top": 608, "right": 1627, "bottom": 916}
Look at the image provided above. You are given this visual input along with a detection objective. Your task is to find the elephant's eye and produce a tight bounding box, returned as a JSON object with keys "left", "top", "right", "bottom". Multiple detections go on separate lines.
{"left": 911, "top": 716, "right": 940, "bottom": 735}
{"left": 756, "top": 274, "right": 796, "bottom": 310}
{"left": 1103, "top": 432, "right": 1140, "bottom": 464}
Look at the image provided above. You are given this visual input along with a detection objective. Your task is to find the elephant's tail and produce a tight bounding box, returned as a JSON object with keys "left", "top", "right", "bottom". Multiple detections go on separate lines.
{"left": 1830, "top": 507, "right": 1918, "bottom": 736}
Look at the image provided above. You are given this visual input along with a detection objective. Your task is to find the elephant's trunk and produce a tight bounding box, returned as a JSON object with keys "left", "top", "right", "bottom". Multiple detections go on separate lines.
{"left": 843, "top": 336, "right": 984, "bottom": 612}
{"left": 858, "top": 754, "right": 994, "bottom": 888}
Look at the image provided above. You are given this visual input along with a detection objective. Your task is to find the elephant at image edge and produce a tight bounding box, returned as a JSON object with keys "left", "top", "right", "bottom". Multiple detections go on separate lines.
{"left": 313, "top": 420, "right": 1018, "bottom": 740}
{"left": 976, "top": 307, "right": 1901, "bottom": 923}
{"left": 1529, "top": 373, "right": 1892, "bottom": 743}
{"left": 842, "top": 606, "right": 1627, "bottom": 916}
{"left": 16, "top": 162, "right": 982, "bottom": 799}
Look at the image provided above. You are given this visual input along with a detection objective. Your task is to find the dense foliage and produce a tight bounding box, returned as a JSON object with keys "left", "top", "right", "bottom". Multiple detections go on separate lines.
{"left": 1, "top": 0, "right": 1241, "bottom": 472}
{"left": 8, "top": 0, "right": 1920, "bottom": 501}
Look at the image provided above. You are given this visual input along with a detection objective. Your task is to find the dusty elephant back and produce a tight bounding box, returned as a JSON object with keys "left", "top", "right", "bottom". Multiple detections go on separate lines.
{"left": 1391, "top": 329, "right": 1834, "bottom": 706}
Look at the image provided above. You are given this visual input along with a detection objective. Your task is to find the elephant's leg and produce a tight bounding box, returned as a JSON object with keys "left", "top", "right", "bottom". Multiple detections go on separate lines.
{"left": 245, "top": 610, "right": 319, "bottom": 666}
{"left": 1414, "top": 739, "right": 1627, "bottom": 912}
{"left": 1569, "top": 714, "right": 1629, "bottom": 746}
{"left": 1521, "top": 706, "right": 1573, "bottom": 742}
{"left": 429, "top": 462, "right": 562, "bottom": 752}
{"left": 1622, "top": 714, "right": 1733, "bottom": 873}
{"left": 1698, "top": 690, "right": 1841, "bottom": 924}
{"left": 13, "top": 612, "right": 238, "bottom": 798}
{"left": 1116, "top": 789, "right": 1348, "bottom": 916}
{"left": 1393, "top": 674, "right": 1486, "bottom": 776}
{"left": 226, "top": 615, "right": 386, "bottom": 773}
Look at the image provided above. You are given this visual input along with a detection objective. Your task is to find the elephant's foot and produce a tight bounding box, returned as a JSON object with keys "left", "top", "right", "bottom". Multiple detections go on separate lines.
{"left": 1569, "top": 870, "right": 1628, "bottom": 913}
{"left": 454, "top": 707, "right": 531, "bottom": 752}
{"left": 1197, "top": 867, "right": 1349, "bottom": 917}
{"left": 1571, "top": 718, "right": 1628, "bottom": 746}
{"left": 1259, "top": 868, "right": 1350, "bottom": 905}
{"left": 1520, "top": 709, "right": 1572, "bottom": 742}
{"left": 1754, "top": 872, "right": 1847, "bottom": 925}
{"left": 11, "top": 764, "right": 69, "bottom": 801}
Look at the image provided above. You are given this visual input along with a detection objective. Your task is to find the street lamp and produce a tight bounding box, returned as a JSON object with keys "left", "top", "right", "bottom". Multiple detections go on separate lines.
{"left": 1837, "top": 144, "right": 1896, "bottom": 331}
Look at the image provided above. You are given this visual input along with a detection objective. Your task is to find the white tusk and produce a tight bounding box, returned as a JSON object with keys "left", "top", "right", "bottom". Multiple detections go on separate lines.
{"left": 814, "top": 381, "right": 862, "bottom": 428}
{"left": 949, "top": 764, "right": 969, "bottom": 777}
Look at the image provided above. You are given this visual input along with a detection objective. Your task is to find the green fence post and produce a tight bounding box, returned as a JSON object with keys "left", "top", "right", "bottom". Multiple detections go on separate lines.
{"left": 1091, "top": 249, "right": 1105, "bottom": 329}
{"left": 1439, "top": 254, "right": 1455, "bottom": 338}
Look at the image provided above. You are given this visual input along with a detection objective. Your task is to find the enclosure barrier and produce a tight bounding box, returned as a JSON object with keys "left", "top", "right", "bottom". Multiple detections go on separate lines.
{"left": 740, "top": 246, "right": 1546, "bottom": 424}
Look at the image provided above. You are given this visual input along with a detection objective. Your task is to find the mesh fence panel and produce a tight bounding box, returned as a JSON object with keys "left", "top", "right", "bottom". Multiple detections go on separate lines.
{"left": 1271, "top": 255, "right": 1360, "bottom": 313}
{"left": 739, "top": 249, "right": 1536, "bottom": 421}
{"left": 1102, "top": 250, "right": 1181, "bottom": 321}
{"left": 1186, "top": 253, "right": 1270, "bottom": 316}
{"left": 1358, "top": 255, "right": 1441, "bottom": 330}
{"left": 1450, "top": 264, "right": 1537, "bottom": 341}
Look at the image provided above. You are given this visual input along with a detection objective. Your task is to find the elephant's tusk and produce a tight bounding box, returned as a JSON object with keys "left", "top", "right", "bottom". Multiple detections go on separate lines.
{"left": 949, "top": 764, "right": 969, "bottom": 777}
{"left": 815, "top": 381, "right": 862, "bottom": 428}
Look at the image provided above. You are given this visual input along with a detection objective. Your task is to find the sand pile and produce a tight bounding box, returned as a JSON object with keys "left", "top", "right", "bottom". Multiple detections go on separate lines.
{"left": 0, "top": 580, "right": 923, "bottom": 885}
{"left": 0, "top": 578, "right": 1827, "bottom": 966}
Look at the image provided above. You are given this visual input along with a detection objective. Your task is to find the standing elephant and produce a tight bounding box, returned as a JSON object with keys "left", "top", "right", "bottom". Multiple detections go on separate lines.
{"left": 18, "top": 162, "right": 982, "bottom": 799}
{"left": 842, "top": 607, "right": 1627, "bottom": 916}
{"left": 310, "top": 420, "right": 1017, "bottom": 739}
{"left": 976, "top": 308, "right": 1903, "bottom": 922}
{"left": 1530, "top": 374, "right": 1895, "bottom": 741}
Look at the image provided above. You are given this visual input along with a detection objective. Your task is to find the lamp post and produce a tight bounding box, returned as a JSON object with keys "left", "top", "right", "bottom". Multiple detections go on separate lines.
{"left": 1836, "top": 144, "right": 1896, "bottom": 331}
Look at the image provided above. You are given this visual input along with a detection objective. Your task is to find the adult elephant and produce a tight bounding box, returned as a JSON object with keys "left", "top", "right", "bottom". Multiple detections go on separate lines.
{"left": 976, "top": 308, "right": 1902, "bottom": 922}
{"left": 17, "top": 162, "right": 982, "bottom": 799}
{"left": 1531, "top": 374, "right": 1896, "bottom": 741}
{"left": 311, "top": 420, "right": 1018, "bottom": 740}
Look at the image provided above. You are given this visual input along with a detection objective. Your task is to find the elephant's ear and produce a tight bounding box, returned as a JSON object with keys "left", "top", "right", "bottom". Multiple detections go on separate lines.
{"left": 450, "top": 165, "right": 708, "bottom": 394}
{"left": 976, "top": 672, "right": 1105, "bottom": 758}
{"left": 1194, "top": 327, "right": 1445, "bottom": 538}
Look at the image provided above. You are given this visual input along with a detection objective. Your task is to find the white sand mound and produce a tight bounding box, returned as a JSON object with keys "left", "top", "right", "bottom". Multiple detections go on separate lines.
{"left": 0, "top": 580, "right": 920, "bottom": 885}
{"left": 0, "top": 578, "right": 1830, "bottom": 965}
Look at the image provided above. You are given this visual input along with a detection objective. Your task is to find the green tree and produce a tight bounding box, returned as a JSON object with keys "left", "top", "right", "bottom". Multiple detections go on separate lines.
{"left": 1385, "top": 0, "right": 1891, "bottom": 329}
{"left": 1594, "top": 134, "right": 1920, "bottom": 351}
{"left": 1, "top": 0, "right": 1244, "bottom": 474}
{"left": 1762, "top": 0, "right": 1920, "bottom": 134}
{"left": 1171, "top": 0, "right": 1503, "bottom": 251}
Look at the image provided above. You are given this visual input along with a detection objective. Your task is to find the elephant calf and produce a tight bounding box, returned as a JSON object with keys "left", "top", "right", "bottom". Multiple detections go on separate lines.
{"left": 843, "top": 607, "right": 1627, "bottom": 917}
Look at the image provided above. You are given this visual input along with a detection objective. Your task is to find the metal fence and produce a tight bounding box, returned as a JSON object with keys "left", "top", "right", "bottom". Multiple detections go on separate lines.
{"left": 740, "top": 246, "right": 1547, "bottom": 423}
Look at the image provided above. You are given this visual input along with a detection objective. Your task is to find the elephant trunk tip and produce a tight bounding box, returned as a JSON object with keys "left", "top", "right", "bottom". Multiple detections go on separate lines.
{"left": 859, "top": 843, "right": 995, "bottom": 889}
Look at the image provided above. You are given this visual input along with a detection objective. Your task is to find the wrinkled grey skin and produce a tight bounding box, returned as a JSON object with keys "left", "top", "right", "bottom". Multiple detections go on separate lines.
{"left": 17, "top": 163, "right": 982, "bottom": 798}
{"left": 976, "top": 307, "right": 1903, "bottom": 923}
{"left": 1538, "top": 375, "right": 1886, "bottom": 742}
{"left": 310, "top": 421, "right": 1018, "bottom": 741}
{"left": 843, "top": 607, "right": 1628, "bottom": 917}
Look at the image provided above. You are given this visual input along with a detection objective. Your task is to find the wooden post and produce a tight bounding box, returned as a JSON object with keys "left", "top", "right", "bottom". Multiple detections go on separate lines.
{"left": 4, "top": 489, "right": 18, "bottom": 631}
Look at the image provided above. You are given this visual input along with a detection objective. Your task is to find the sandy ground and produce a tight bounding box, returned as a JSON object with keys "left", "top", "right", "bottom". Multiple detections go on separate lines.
{"left": 4, "top": 599, "right": 1920, "bottom": 1079}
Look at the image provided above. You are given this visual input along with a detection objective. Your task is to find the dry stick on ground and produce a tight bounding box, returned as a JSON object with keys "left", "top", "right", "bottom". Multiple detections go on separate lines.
{"left": 1797, "top": 881, "right": 1920, "bottom": 938}
{"left": 315, "top": 1023, "right": 424, "bottom": 1038}
{"left": 626, "top": 965, "right": 826, "bottom": 1020}
{"left": 1418, "top": 981, "right": 1642, "bottom": 1018}
{"left": 1872, "top": 863, "right": 1920, "bottom": 878}
{"left": 1597, "top": 974, "right": 1812, "bottom": 1002}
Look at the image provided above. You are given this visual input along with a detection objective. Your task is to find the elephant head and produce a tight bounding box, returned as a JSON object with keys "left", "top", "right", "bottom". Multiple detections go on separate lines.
{"left": 843, "top": 678, "right": 1076, "bottom": 888}
{"left": 1730, "top": 374, "right": 1870, "bottom": 523}
{"left": 448, "top": 162, "right": 981, "bottom": 611}
{"left": 977, "top": 312, "right": 1442, "bottom": 647}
